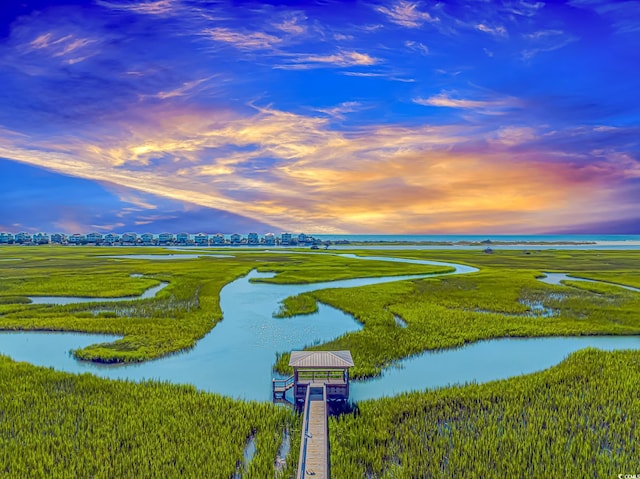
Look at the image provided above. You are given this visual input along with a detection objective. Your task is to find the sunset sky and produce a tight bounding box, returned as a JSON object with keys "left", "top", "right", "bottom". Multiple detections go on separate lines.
{"left": 1, "top": 0, "right": 639, "bottom": 234}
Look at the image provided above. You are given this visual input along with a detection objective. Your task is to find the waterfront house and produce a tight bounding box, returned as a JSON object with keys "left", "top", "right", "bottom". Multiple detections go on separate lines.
{"left": 264, "top": 233, "right": 276, "bottom": 246}
{"left": 15, "top": 232, "right": 33, "bottom": 244}
{"left": 121, "top": 232, "right": 137, "bottom": 244}
{"left": 103, "top": 233, "right": 120, "bottom": 245}
{"left": 68, "top": 233, "right": 85, "bottom": 245}
{"left": 0, "top": 233, "right": 14, "bottom": 244}
{"left": 50, "top": 233, "right": 65, "bottom": 244}
{"left": 247, "top": 232, "right": 259, "bottom": 245}
{"left": 212, "top": 233, "right": 225, "bottom": 245}
{"left": 86, "top": 232, "right": 103, "bottom": 244}
{"left": 194, "top": 233, "right": 209, "bottom": 246}
{"left": 230, "top": 233, "right": 242, "bottom": 244}
{"left": 158, "top": 232, "right": 174, "bottom": 245}
{"left": 281, "top": 232, "right": 292, "bottom": 245}
{"left": 176, "top": 232, "right": 189, "bottom": 245}
{"left": 33, "top": 232, "right": 50, "bottom": 244}
{"left": 141, "top": 233, "right": 155, "bottom": 245}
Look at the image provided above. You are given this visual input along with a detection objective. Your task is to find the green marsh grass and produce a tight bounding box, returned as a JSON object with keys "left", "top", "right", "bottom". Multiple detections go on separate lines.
{"left": 274, "top": 250, "right": 640, "bottom": 377}
{"left": 0, "top": 246, "right": 445, "bottom": 363}
{"left": 1, "top": 246, "right": 640, "bottom": 476}
{"left": 273, "top": 294, "right": 318, "bottom": 318}
{"left": 329, "top": 349, "right": 640, "bottom": 478}
{"left": 0, "top": 355, "right": 299, "bottom": 479}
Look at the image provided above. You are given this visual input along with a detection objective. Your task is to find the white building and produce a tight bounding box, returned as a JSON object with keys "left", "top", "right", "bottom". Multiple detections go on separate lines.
{"left": 50, "top": 233, "right": 65, "bottom": 244}
{"left": 298, "top": 233, "right": 310, "bottom": 244}
{"left": 281, "top": 233, "right": 292, "bottom": 245}
{"left": 33, "top": 232, "right": 50, "bottom": 244}
{"left": 212, "top": 234, "right": 225, "bottom": 245}
{"left": 86, "top": 232, "right": 103, "bottom": 244}
{"left": 15, "top": 232, "right": 33, "bottom": 244}
{"left": 0, "top": 233, "right": 14, "bottom": 244}
{"left": 158, "top": 233, "right": 174, "bottom": 244}
{"left": 104, "top": 233, "right": 120, "bottom": 244}
{"left": 194, "top": 233, "right": 209, "bottom": 246}
{"left": 121, "top": 232, "right": 137, "bottom": 244}
{"left": 176, "top": 232, "right": 189, "bottom": 244}
{"left": 141, "top": 233, "right": 155, "bottom": 245}
{"left": 68, "top": 233, "right": 85, "bottom": 245}
{"left": 264, "top": 233, "right": 276, "bottom": 246}
{"left": 247, "top": 232, "right": 259, "bottom": 245}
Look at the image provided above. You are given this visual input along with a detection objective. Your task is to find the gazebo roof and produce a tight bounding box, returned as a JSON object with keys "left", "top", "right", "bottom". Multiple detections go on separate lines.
{"left": 289, "top": 350, "right": 354, "bottom": 369}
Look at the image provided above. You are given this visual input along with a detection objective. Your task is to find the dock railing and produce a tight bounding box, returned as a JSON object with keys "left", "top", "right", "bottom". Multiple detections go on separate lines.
{"left": 296, "top": 384, "right": 329, "bottom": 479}
{"left": 296, "top": 385, "right": 312, "bottom": 479}
{"left": 272, "top": 375, "right": 295, "bottom": 392}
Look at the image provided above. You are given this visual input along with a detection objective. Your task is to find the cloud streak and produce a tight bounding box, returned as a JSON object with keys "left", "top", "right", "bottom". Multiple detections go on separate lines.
{"left": 0, "top": 0, "right": 639, "bottom": 233}
{"left": 375, "top": 1, "right": 438, "bottom": 28}
{"left": 413, "top": 92, "right": 522, "bottom": 115}
{"left": 2, "top": 99, "right": 638, "bottom": 233}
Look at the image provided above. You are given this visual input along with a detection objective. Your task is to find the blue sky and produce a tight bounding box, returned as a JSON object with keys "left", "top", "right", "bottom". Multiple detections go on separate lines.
{"left": 0, "top": 0, "right": 639, "bottom": 234}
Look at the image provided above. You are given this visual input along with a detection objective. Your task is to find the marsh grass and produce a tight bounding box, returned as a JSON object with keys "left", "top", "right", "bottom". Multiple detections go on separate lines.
{"left": 1, "top": 246, "right": 640, "bottom": 476}
{"left": 274, "top": 251, "right": 640, "bottom": 378}
{"left": 0, "top": 355, "right": 299, "bottom": 479}
{"left": 0, "top": 247, "right": 445, "bottom": 363}
{"left": 273, "top": 294, "right": 318, "bottom": 318}
{"left": 329, "top": 349, "right": 640, "bottom": 478}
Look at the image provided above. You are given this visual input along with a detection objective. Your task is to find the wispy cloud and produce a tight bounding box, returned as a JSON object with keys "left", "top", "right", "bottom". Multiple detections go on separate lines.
{"left": 404, "top": 40, "right": 429, "bottom": 55}
{"left": 521, "top": 29, "right": 577, "bottom": 59}
{"left": 275, "top": 50, "right": 378, "bottom": 69}
{"left": 524, "top": 29, "right": 565, "bottom": 40}
{"left": 26, "top": 32, "right": 98, "bottom": 64}
{"left": 143, "top": 76, "right": 215, "bottom": 100}
{"left": 96, "top": 0, "right": 177, "bottom": 16}
{"left": 314, "top": 101, "right": 364, "bottom": 119}
{"left": 476, "top": 24, "right": 508, "bottom": 37}
{"left": 504, "top": 0, "right": 545, "bottom": 17}
{"left": 341, "top": 71, "right": 415, "bottom": 82}
{"left": 273, "top": 13, "right": 308, "bottom": 35}
{"left": 3, "top": 102, "right": 636, "bottom": 233}
{"left": 375, "top": 1, "right": 438, "bottom": 28}
{"left": 202, "top": 28, "right": 282, "bottom": 50}
{"left": 2, "top": 0, "right": 639, "bottom": 234}
{"left": 413, "top": 92, "right": 521, "bottom": 113}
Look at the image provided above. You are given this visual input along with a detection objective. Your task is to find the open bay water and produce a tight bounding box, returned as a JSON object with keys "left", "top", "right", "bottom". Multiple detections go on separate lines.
{"left": 313, "top": 234, "right": 640, "bottom": 243}
{"left": 0, "top": 253, "right": 638, "bottom": 402}
{"left": 311, "top": 234, "right": 640, "bottom": 250}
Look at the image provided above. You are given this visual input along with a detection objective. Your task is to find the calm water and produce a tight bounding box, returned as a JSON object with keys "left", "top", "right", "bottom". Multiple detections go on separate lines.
{"left": 0, "top": 254, "right": 638, "bottom": 402}
{"left": 314, "top": 234, "right": 640, "bottom": 244}
{"left": 539, "top": 272, "right": 640, "bottom": 292}
{"left": 351, "top": 336, "right": 640, "bottom": 401}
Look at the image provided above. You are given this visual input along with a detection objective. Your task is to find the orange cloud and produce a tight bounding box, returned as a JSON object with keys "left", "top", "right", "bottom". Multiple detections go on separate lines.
{"left": 0, "top": 103, "right": 634, "bottom": 233}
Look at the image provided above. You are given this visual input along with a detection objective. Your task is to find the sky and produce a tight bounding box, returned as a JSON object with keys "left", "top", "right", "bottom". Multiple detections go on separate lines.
{"left": 0, "top": 0, "right": 639, "bottom": 235}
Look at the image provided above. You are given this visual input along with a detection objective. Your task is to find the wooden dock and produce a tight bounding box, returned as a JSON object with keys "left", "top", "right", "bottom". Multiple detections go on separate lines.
{"left": 297, "top": 384, "right": 329, "bottom": 479}
{"left": 274, "top": 351, "right": 354, "bottom": 479}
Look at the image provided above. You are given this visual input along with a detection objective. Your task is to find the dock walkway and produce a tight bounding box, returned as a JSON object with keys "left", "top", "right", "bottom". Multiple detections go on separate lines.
{"left": 297, "top": 384, "right": 328, "bottom": 479}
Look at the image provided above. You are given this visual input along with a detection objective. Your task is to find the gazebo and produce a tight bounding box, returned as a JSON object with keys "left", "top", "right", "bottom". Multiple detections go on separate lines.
{"left": 273, "top": 350, "right": 354, "bottom": 403}
{"left": 289, "top": 350, "right": 354, "bottom": 402}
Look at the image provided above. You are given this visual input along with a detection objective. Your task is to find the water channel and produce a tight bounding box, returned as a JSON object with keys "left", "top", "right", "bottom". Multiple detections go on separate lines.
{"left": 0, "top": 253, "right": 638, "bottom": 402}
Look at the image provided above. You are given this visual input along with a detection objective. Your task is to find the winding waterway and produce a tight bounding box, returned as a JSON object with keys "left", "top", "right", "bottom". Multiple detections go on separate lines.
{"left": 0, "top": 253, "right": 638, "bottom": 402}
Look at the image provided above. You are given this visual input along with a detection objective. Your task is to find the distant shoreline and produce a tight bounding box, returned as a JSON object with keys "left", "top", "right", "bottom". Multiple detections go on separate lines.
{"left": 341, "top": 240, "right": 596, "bottom": 246}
